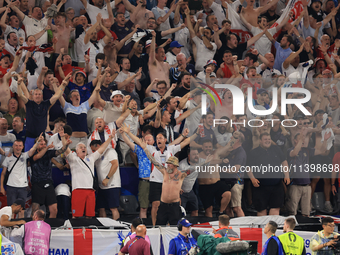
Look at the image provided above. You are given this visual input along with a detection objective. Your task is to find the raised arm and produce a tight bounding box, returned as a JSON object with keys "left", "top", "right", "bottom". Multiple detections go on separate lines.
{"left": 283, "top": 43, "right": 304, "bottom": 69}
{"left": 153, "top": 104, "right": 161, "bottom": 128}
{"left": 99, "top": 19, "right": 114, "bottom": 45}
{"left": 121, "top": 123, "right": 143, "bottom": 147}
{"left": 50, "top": 74, "right": 71, "bottom": 106}
{"left": 139, "top": 139, "right": 166, "bottom": 174}
{"left": 37, "top": 66, "right": 48, "bottom": 90}
{"left": 0, "top": 7, "right": 9, "bottom": 31}
{"left": 17, "top": 77, "right": 28, "bottom": 104}
{"left": 145, "top": 78, "right": 158, "bottom": 98}
{"left": 161, "top": 23, "right": 186, "bottom": 37}
{"left": 155, "top": 2, "right": 176, "bottom": 25}
{"left": 276, "top": 11, "right": 292, "bottom": 31}
{"left": 149, "top": 30, "right": 156, "bottom": 64}
{"left": 79, "top": 0, "right": 87, "bottom": 8}
{"left": 185, "top": 8, "right": 196, "bottom": 39}
{"left": 265, "top": 29, "right": 276, "bottom": 45}
{"left": 179, "top": 132, "right": 198, "bottom": 148}
{"left": 213, "top": 24, "right": 224, "bottom": 49}
{"left": 9, "top": 4, "right": 25, "bottom": 21}
{"left": 97, "top": 134, "right": 114, "bottom": 154}
{"left": 239, "top": 12, "right": 252, "bottom": 31}
{"left": 88, "top": 81, "right": 101, "bottom": 106}
{"left": 258, "top": 0, "right": 279, "bottom": 14}
{"left": 28, "top": 133, "right": 44, "bottom": 158}
{"left": 84, "top": 13, "right": 101, "bottom": 45}
{"left": 323, "top": 5, "right": 339, "bottom": 27}
{"left": 199, "top": 27, "right": 213, "bottom": 50}
{"left": 247, "top": 28, "right": 267, "bottom": 48}
{"left": 119, "top": 128, "right": 136, "bottom": 150}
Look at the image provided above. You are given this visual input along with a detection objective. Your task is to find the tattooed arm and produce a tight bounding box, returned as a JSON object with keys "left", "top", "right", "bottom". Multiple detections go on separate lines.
{"left": 55, "top": 136, "right": 71, "bottom": 157}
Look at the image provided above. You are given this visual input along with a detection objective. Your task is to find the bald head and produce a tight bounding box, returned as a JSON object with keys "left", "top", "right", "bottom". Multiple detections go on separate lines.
{"left": 94, "top": 117, "right": 105, "bottom": 132}
{"left": 136, "top": 224, "right": 147, "bottom": 237}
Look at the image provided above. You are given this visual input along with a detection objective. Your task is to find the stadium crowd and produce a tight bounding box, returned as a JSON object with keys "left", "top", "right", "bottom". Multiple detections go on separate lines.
{"left": 0, "top": 0, "right": 337, "bottom": 230}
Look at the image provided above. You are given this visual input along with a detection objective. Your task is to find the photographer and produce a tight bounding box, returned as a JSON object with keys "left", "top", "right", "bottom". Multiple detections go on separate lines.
{"left": 311, "top": 217, "right": 339, "bottom": 255}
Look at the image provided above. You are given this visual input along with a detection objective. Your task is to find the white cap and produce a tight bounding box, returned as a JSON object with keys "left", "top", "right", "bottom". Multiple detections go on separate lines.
{"left": 110, "top": 90, "right": 124, "bottom": 100}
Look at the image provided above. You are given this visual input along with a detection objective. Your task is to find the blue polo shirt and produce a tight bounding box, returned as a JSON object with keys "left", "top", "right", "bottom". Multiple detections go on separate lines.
{"left": 168, "top": 234, "right": 197, "bottom": 255}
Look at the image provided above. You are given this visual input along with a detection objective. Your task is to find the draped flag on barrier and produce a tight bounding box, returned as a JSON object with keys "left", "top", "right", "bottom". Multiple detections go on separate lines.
{"left": 48, "top": 228, "right": 161, "bottom": 255}
{"left": 44, "top": 227, "right": 317, "bottom": 255}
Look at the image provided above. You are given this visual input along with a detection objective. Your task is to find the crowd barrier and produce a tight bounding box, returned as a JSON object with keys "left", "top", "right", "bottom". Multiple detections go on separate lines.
{"left": 3, "top": 223, "right": 320, "bottom": 255}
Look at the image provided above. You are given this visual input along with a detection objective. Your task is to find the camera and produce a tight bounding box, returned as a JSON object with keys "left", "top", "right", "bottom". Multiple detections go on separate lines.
{"left": 328, "top": 237, "right": 340, "bottom": 254}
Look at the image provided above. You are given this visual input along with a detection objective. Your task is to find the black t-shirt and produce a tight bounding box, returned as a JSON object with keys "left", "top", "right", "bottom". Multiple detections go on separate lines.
{"left": 111, "top": 20, "right": 134, "bottom": 54}
{"left": 248, "top": 145, "right": 286, "bottom": 185}
{"left": 171, "top": 86, "right": 190, "bottom": 97}
{"left": 100, "top": 83, "right": 118, "bottom": 102}
{"left": 266, "top": 238, "right": 280, "bottom": 255}
{"left": 25, "top": 99, "right": 51, "bottom": 138}
{"left": 30, "top": 150, "right": 56, "bottom": 184}
{"left": 215, "top": 42, "right": 247, "bottom": 66}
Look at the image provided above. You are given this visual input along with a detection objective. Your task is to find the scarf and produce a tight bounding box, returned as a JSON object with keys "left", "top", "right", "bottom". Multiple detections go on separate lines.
{"left": 16, "top": 44, "right": 54, "bottom": 55}
{"left": 91, "top": 124, "right": 116, "bottom": 149}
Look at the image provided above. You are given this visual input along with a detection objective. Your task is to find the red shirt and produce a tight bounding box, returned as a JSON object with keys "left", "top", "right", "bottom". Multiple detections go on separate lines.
{"left": 120, "top": 236, "right": 150, "bottom": 255}
{"left": 55, "top": 64, "right": 83, "bottom": 83}
{"left": 316, "top": 43, "right": 335, "bottom": 59}
{"left": 221, "top": 64, "right": 233, "bottom": 78}
{"left": 97, "top": 30, "right": 118, "bottom": 41}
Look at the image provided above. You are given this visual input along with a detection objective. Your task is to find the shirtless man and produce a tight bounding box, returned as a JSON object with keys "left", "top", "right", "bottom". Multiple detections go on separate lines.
{"left": 241, "top": 0, "right": 279, "bottom": 27}
{"left": 213, "top": 89, "right": 234, "bottom": 119}
{"left": 0, "top": 49, "right": 22, "bottom": 112}
{"left": 148, "top": 30, "right": 170, "bottom": 87}
{"left": 49, "top": 12, "right": 72, "bottom": 54}
{"left": 198, "top": 145, "right": 232, "bottom": 217}
{"left": 120, "top": 0, "right": 154, "bottom": 29}
{"left": 140, "top": 143, "right": 198, "bottom": 225}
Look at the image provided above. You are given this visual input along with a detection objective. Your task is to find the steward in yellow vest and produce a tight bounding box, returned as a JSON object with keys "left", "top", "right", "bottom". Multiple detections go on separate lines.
{"left": 278, "top": 218, "right": 306, "bottom": 255}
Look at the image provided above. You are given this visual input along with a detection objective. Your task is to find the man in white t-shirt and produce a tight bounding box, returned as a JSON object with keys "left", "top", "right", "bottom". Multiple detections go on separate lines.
{"left": 0, "top": 199, "right": 25, "bottom": 227}
{"left": 240, "top": 13, "right": 291, "bottom": 56}
{"left": 64, "top": 134, "right": 114, "bottom": 218}
{"left": 0, "top": 8, "right": 26, "bottom": 42}
{"left": 90, "top": 141, "right": 120, "bottom": 220}
{"left": 83, "top": 14, "right": 111, "bottom": 67}
{"left": 79, "top": 0, "right": 116, "bottom": 25}
{"left": 11, "top": 5, "right": 49, "bottom": 45}
{"left": 186, "top": 8, "right": 217, "bottom": 71}
{"left": 0, "top": 136, "right": 42, "bottom": 218}
{"left": 152, "top": 0, "right": 176, "bottom": 39}
{"left": 114, "top": 58, "right": 141, "bottom": 90}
